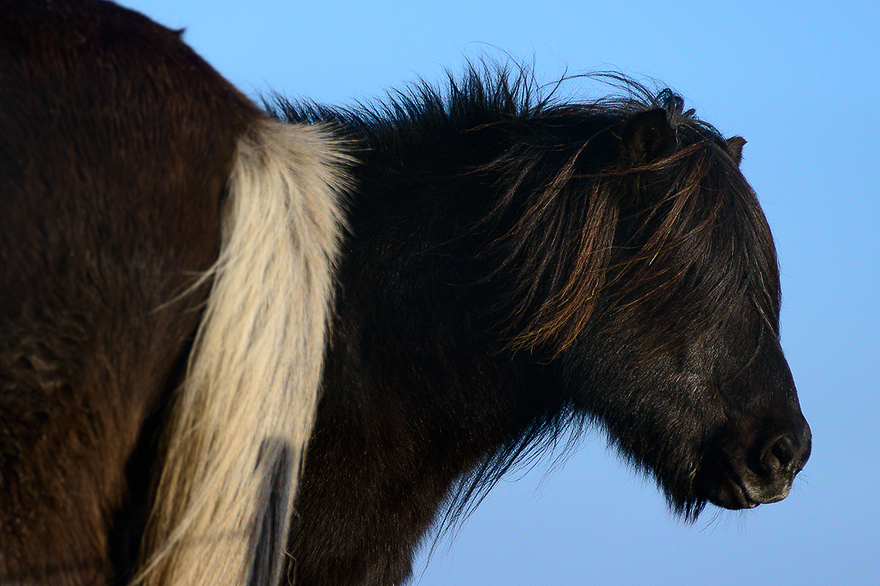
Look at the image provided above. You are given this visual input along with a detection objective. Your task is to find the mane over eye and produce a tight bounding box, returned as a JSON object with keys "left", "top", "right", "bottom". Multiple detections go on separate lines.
{"left": 475, "top": 98, "right": 773, "bottom": 359}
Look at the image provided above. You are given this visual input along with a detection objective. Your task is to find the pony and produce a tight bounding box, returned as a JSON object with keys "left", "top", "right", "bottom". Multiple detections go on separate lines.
{"left": 0, "top": 1, "right": 811, "bottom": 585}
{"left": 271, "top": 70, "right": 812, "bottom": 584}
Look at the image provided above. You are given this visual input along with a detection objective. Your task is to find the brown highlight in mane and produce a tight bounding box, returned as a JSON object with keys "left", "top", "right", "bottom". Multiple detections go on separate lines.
{"left": 477, "top": 85, "right": 775, "bottom": 358}
{"left": 275, "top": 65, "right": 779, "bottom": 362}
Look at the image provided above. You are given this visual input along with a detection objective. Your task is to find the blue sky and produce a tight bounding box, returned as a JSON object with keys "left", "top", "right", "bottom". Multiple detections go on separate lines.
{"left": 125, "top": 1, "right": 878, "bottom": 584}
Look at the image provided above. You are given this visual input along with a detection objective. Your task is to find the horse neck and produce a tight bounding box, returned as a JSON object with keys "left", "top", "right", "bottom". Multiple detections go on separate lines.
{"left": 286, "top": 118, "right": 570, "bottom": 585}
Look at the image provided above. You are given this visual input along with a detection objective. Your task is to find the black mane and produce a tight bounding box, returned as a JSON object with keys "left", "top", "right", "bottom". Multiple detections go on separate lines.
{"left": 272, "top": 65, "right": 727, "bottom": 153}
{"left": 273, "top": 65, "right": 776, "bottom": 359}
{"left": 274, "top": 65, "right": 783, "bottom": 527}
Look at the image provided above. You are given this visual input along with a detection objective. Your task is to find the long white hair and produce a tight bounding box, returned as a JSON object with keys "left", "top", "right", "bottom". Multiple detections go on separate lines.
{"left": 137, "top": 118, "right": 350, "bottom": 586}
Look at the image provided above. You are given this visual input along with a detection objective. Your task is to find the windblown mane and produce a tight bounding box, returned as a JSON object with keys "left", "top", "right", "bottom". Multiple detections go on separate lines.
{"left": 273, "top": 64, "right": 782, "bottom": 522}
{"left": 276, "top": 65, "right": 777, "bottom": 351}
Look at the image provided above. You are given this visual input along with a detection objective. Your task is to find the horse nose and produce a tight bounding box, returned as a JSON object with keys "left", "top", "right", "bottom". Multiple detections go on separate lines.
{"left": 757, "top": 423, "right": 812, "bottom": 480}
{"left": 699, "top": 412, "right": 811, "bottom": 509}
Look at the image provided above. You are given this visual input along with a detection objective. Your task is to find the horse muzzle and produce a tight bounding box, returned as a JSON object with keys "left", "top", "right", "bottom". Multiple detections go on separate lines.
{"left": 700, "top": 417, "right": 812, "bottom": 510}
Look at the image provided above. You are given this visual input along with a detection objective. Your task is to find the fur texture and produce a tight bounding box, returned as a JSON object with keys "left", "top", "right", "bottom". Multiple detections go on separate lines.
{"left": 1, "top": 1, "right": 250, "bottom": 582}
{"left": 136, "top": 120, "right": 349, "bottom": 586}
{"left": 1, "top": 2, "right": 348, "bottom": 584}
{"left": 274, "top": 67, "right": 810, "bottom": 585}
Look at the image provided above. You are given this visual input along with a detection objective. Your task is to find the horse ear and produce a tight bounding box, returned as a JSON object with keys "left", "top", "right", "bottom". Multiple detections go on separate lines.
{"left": 620, "top": 108, "right": 676, "bottom": 166}
{"left": 726, "top": 136, "right": 746, "bottom": 165}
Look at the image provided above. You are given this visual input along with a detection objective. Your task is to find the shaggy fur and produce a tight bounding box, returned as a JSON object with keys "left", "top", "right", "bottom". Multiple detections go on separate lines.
{"left": 0, "top": 1, "right": 348, "bottom": 584}
{"left": 136, "top": 120, "right": 349, "bottom": 586}
{"left": 274, "top": 66, "right": 810, "bottom": 585}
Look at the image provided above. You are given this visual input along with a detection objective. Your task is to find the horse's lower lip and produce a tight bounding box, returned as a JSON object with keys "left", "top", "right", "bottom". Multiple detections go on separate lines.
{"left": 727, "top": 481, "right": 760, "bottom": 509}
{"left": 716, "top": 472, "right": 793, "bottom": 509}
{"left": 702, "top": 474, "right": 756, "bottom": 509}
{"left": 701, "top": 458, "right": 764, "bottom": 510}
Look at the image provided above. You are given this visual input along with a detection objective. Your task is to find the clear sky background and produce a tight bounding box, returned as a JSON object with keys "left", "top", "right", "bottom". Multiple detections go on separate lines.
{"left": 124, "top": 1, "right": 877, "bottom": 584}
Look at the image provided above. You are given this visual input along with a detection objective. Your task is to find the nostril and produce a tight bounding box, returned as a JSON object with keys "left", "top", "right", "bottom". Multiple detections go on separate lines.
{"left": 759, "top": 432, "right": 798, "bottom": 476}
{"left": 772, "top": 434, "right": 796, "bottom": 466}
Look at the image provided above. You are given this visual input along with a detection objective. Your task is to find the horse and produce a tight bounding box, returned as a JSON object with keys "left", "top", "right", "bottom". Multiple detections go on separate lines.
{"left": 0, "top": 1, "right": 811, "bottom": 585}
{"left": 272, "top": 71, "right": 812, "bottom": 584}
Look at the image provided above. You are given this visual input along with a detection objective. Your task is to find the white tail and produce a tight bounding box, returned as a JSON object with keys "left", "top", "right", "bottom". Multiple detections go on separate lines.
{"left": 136, "top": 120, "right": 350, "bottom": 586}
